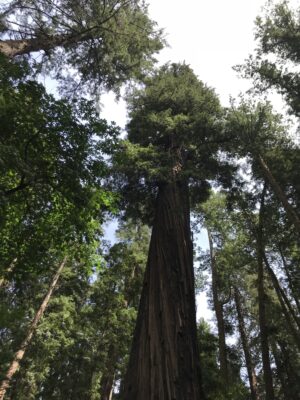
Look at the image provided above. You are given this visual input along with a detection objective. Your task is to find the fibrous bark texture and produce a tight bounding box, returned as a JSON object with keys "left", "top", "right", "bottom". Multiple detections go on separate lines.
{"left": 122, "top": 181, "right": 203, "bottom": 400}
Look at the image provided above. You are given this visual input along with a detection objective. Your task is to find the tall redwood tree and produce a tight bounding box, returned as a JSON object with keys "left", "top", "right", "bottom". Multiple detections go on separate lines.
{"left": 117, "top": 64, "right": 226, "bottom": 399}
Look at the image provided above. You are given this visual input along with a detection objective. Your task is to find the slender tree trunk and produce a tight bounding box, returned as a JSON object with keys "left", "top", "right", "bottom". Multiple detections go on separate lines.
{"left": 263, "top": 253, "right": 300, "bottom": 340}
{"left": 0, "top": 258, "right": 17, "bottom": 288}
{"left": 278, "top": 248, "right": 300, "bottom": 313}
{"left": 257, "top": 154, "right": 300, "bottom": 234}
{"left": 122, "top": 181, "right": 203, "bottom": 400}
{"left": 0, "top": 256, "right": 67, "bottom": 400}
{"left": 99, "top": 344, "right": 116, "bottom": 400}
{"left": 274, "top": 339, "right": 300, "bottom": 400}
{"left": 207, "top": 228, "right": 228, "bottom": 383}
{"left": 271, "top": 341, "right": 289, "bottom": 400}
{"left": 234, "top": 287, "right": 260, "bottom": 400}
{"left": 256, "top": 184, "right": 275, "bottom": 400}
{"left": 100, "top": 372, "right": 114, "bottom": 400}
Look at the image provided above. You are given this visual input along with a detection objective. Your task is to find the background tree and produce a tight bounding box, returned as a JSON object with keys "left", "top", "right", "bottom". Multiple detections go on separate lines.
{"left": 0, "top": 0, "right": 164, "bottom": 95}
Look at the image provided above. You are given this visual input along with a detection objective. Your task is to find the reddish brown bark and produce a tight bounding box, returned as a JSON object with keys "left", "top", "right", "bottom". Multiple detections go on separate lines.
{"left": 0, "top": 256, "right": 67, "bottom": 400}
{"left": 122, "top": 181, "right": 203, "bottom": 400}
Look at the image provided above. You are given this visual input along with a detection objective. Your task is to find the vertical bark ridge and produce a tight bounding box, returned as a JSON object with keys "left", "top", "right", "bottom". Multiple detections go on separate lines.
{"left": 122, "top": 181, "right": 202, "bottom": 400}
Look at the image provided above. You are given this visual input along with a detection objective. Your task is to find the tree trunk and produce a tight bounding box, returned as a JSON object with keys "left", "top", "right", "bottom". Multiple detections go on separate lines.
{"left": 0, "top": 258, "right": 17, "bottom": 288}
{"left": 256, "top": 184, "right": 275, "bottom": 400}
{"left": 263, "top": 253, "right": 300, "bottom": 341}
{"left": 0, "top": 32, "right": 88, "bottom": 58}
{"left": 278, "top": 247, "right": 300, "bottom": 314}
{"left": 234, "top": 287, "right": 260, "bottom": 400}
{"left": 0, "top": 256, "right": 67, "bottom": 400}
{"left": 207, "top": 228, "right": 228, "bottom": 383}
{"left": 99, "top": 344, "right": 116, "bottom": 400}
{"left": 273, "top": 339, "right": 300, "bottom": 400}
{"left": 100, "top": 373, "right": 114, "bottom": 400}
{"left": 122, "top": 181, "right": 203, "bottom": 400}
{"left": 271, "top": 341, "right": 288, "bottom": 400}
{"left": 257, "top": 154, "right": 300, "bottom": 234}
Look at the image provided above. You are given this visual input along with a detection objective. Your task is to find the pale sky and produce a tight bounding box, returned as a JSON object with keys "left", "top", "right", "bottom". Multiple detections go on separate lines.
{"left": 101, "top": 0, "right": 275, "bottom": 126}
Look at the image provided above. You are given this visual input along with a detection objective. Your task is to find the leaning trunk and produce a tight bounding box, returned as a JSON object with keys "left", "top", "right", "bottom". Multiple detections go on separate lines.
{"left": 207, "top": 229, "right": 228, "bottom": 383}
{"left": 234, "top": 287, "right": 260, "bottom": 400}
{"left": 0, "top": 256, "right": 67, "bottom": 400}
{"left": 122, "top": 181, "right": 203, "bottom": 400}
{"left": 262, "top": 253, "right": 300, "bottom": 349}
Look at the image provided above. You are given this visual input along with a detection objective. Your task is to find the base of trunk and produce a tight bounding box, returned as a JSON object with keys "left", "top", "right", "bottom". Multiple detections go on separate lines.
{"left": 122, "top": 181, "right": 203, "bottom": 400}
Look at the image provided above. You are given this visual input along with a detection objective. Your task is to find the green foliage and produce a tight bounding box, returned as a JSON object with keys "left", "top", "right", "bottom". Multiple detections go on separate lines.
{"left": 198, "top": 319, "right": 248, "bottom": 400}
{"left": 0, "top": 54, "right": 119, "bottom": 282}
{"left": 236, "top": 0, "right": 300, "bottom": 116}
{"left": 1, "top": 219, "right": 150, "bottom": 399}
{"left": 0, "top": 0, "right": 164, "bottom": 95}
{"left": 113, "top": 63, "right": 231, "bottom": 222}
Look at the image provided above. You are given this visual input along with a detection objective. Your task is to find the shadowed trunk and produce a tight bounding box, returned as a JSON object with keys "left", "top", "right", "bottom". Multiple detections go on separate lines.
{"left": 100, "top": 367, "right": 114, "bottom": 400}
{"left": 207, "top": 229, "right": 228, "bottom": 383}
{"left": 278, "top": 247, "right": 300, "bottom": 314}
{"left": 271, "top": 341, "right": 290, "bottom": 400}
{"left": 122, "top": 180, "right": 203, "bottom": 400}
{"left": 234, "top": 287, "right": 260, "bottom": 400}
{"left": 257, "top": 154, "right": 300, "bottom": 234}
{"left": 0, "top": 256, "right": 67, "bottom": 400}
{"left": 272, "top": 339, "right": 300, "bottom": 400}
{"left": 256, "top": 184, "right": 275, "bottom": 400}
{"left": 262, "top": 253, "right": 300, "bottom": 349}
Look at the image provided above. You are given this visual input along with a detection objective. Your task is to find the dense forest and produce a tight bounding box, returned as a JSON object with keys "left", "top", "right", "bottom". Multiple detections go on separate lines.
{"left": 0, "top": 1, "right": 299, "bottom": 399}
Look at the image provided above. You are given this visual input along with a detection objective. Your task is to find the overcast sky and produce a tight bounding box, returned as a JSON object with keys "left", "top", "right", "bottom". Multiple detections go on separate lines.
{"left": 101, "top": 0, "right": 275, "bottom": 127}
